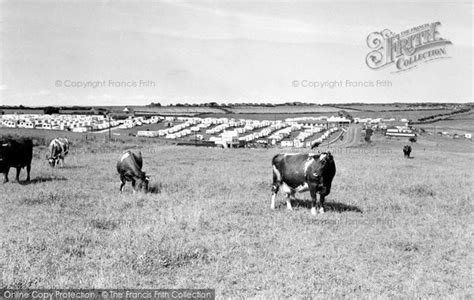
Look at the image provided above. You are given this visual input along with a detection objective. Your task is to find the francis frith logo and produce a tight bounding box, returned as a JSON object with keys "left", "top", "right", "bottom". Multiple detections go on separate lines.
{"left": 366, "top": 22, "right": 452, "bottom": 72}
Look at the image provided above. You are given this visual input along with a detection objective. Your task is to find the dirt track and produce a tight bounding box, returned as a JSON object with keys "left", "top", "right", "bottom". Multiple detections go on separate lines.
{"left": 333, "top": 124, "right": 362, "bottom": 147}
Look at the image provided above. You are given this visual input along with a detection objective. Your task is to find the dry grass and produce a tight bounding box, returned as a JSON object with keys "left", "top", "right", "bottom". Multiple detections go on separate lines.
{"left": 0, "top": 133, "right": 472, "bottom": 297}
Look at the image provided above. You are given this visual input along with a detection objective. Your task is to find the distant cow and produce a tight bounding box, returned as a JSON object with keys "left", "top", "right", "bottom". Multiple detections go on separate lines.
{"left": 271, "top": 152, "right": 336, "bottom": 215}
{"left": 0, "top": 137, "right": 33, "bottom": 183}
{"left": 47, "top": 138, "right": 70, "bottom": 167}
{"left": 403, "top": 145, "right": 412, "bottom": 158}
{"left": 116, "top": 150, "right": 149, "bottom": 192}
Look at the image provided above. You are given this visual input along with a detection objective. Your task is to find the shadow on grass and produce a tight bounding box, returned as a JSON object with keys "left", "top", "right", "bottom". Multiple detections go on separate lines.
{"left": 19, "top": 176, "right": 67, "bottom": 185}
{"left": 147, "top": 182, "right": 163, "bottom": 194}
{"left": 61, "top": 165, "right": 86, "bottom": 169}
{"left": 290, "top": 198, "right": 363, "bottom": 213}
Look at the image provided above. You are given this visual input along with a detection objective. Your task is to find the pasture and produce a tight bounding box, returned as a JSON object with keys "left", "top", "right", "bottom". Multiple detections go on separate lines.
{"left": 0, "top": 133, "right": 472, "bottom": 297}
{"left": 419, "top": 112, "right": 474, "bottom": 133}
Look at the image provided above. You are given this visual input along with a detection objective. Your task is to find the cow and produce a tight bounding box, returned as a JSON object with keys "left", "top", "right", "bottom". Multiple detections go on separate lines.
{"left": 116, "top": 150, "right": 149, "bottom": 192}
{"left": 0, "top": 137, "right": 33, "bottom": 183}
{"left": 271, "top": 152, "right": 336, "bottom": 215}
{"left": 403, "top": 145, "right": 412, "bottom": 158}
{"left": 47, "top": 138, "right": 70, "bottom": 167}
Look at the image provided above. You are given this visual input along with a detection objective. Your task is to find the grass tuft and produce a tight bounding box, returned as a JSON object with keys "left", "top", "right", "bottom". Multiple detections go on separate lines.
{"left": 400, "top": 184, "right": 436, "bottom": 197}
{"left": 20, "top": 191, "right": 62, "bottom": 205}
{"left": 89, "top": 218, "right": 119, "bottom": 231}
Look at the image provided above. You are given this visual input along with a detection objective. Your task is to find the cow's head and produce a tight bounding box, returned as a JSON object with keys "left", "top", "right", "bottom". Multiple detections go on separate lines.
{"left": 136, "top": 173, "right": 150, "bottom": 192}
{"left": 310, "top": 152, "right": 335, "bottom": 181}
{"left": 46, "top": 155, "right": 58, "bottom": 167}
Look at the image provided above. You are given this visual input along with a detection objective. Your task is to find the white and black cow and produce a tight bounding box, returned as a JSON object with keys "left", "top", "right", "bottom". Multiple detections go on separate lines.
{"left": 47, "top": 138, "right": 70, "bottom": 167}
{"left": 0, "top": 137, "right": 33, "bottom": 183}
{"left": 116, "top": 150, "right": 149, "bottom": 192}
{"left": 271, "top": 152, "right": 336, "bottom": 215}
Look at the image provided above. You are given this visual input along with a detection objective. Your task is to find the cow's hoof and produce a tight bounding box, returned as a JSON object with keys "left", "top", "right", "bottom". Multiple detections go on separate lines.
{"left": 311, "top": 207, "right": 317, "bottom": 215}
{"left": 270, "top": 205, "right": 275, "bottom": 210}
{"left": 319, "top": 207, "right": 325, "bottom": 214}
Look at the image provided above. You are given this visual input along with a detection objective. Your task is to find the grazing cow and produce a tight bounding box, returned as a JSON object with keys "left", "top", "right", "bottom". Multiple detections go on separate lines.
{"left": 47, "top": 138, "right": 70, "bottom": 167}
{"left": 403, "top": 145, "right": 412, "bottom": 158}
{"left": 0, "top": 137, "right": 33, "bottom": 183}
{"left": 271, "top": 152, "right": 336, "bottom": 215}
{"left": 116, "top": 150, "right": 149, "bottom": 192}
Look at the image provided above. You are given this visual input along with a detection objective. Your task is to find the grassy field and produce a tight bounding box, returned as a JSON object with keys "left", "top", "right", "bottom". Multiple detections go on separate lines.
{"left": 226, "top": 105, "right": 342, "bottom": 114}
{"left": 419, "top": 112, "right": 474, "bottom": 133}
{"left": 334, "top": 104, "right": 455, "bottom": 112}
{"left": 0, "top": 131, "right": 472, "bottom": 297}
{"left": 349, "top": 109, "right": 454, "bottom": 121}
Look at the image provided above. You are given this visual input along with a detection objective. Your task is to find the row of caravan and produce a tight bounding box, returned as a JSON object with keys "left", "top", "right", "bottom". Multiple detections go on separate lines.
{"left": 0, "top": 114, "right": 121, "bottom": 131}
{"left": 279, "top": 127, "right": 339, "bottom": 148}
{"left": 238, "top": 122, "right": 287, "bottom": 142}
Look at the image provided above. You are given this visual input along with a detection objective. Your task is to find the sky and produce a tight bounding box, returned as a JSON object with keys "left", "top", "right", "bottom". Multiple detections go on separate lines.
{"left": 0, "top": 0, "right": 472, "bottom": 106}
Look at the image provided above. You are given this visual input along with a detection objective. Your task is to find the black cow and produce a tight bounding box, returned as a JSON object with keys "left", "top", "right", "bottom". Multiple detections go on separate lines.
{"left": 0, "top": 137, "right": 33, "bottom": 183}
{"left": 403, "top": 145, "right": 412, "bottom": 158}
{"left": 271, "top": 152, "right": 336, "bottom": 215}
{"left": 116, "top": 150, "right": 149, "bottom": 192}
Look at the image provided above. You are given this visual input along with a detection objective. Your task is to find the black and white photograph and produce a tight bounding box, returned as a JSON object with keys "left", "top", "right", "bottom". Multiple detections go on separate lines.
{"left": 0, "top": 0, "right": 472, "bottom": 298}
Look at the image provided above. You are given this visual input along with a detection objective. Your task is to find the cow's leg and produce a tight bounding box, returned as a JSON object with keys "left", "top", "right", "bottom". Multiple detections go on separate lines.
{"left": 309, "top": 185, "right": 318, "bottom": 215}
{"left": 15, "top": 167, "right": 21, "bottom": 182}
{"left": 319, "top": 194, "right": 325, "bottom": 214}
{"left": 288, "top": 190, "right": 297, "bottom": 201}
{"left": 279, "top": 183, "right": 293, "bottom": 211}
{"left": 131, "top": 179, "right": 136, "bottom": 193}
{"left": 3, "top": 170, "right": 8, "bottom": 183}
{"left": 271, "top": 165, "right": 282, "bottom": 210}
{"left": 286, "top": 189, "right": 296, "bottom": 210}
{"left": 26, "top": 164, "right": 31, "bottom": 181}
{"left": 286, "top": 194, "right": 293, "bottom": 211}
{"left": 119, "top": 176, "right": 126, "bottom": 192}
{"left": 270, "top": 184, "right": 279, "bottom": 210}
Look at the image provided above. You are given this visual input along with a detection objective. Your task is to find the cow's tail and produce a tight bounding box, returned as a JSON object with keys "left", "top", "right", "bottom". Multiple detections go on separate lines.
{"left": 271, "top": 154, "right": 283, "bottom": 194}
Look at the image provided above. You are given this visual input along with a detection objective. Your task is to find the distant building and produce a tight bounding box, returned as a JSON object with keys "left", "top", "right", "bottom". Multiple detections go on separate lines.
{"left": 123, "top": 107, "right": 134, "bottom": 114}
{"left": 386, "top": 126, "right": 415, "bottom": 137}
{"left": 326, "top": 116, "right": 351, "bottom": 127}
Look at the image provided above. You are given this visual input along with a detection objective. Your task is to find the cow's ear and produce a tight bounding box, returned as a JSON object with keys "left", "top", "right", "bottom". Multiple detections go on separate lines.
{"left": 318, "top": 152, "right": 333, "bottom": 162}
